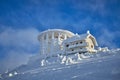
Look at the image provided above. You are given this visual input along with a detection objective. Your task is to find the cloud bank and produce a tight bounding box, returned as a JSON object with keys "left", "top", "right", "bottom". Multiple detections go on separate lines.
{"left": 0, "top": 26, "right": 119, "bottom": 73}
{"left": 97, "top": 29, "right": 120, "bottom": 49}
{"left": 0, "top": 27, "right": 40, "bottom": 73}
{"left": 0, "top": 0, "right": 119, "bottom": 73}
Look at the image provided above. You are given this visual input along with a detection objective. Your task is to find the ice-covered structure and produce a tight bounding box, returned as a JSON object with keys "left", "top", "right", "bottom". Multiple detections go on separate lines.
{"left": 38, "top": 29, "right": 75, "bottom": 57}
{"left": 62, "top": 31, "right": 98, "bottom": 54}
{"left": 38, "top": 29, "right": 98, "bottom": 57}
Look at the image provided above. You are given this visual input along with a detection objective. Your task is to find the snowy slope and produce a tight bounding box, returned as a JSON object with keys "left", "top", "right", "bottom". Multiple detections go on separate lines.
{"left": 0, "top": 49, "right": 120, "bottom": 80}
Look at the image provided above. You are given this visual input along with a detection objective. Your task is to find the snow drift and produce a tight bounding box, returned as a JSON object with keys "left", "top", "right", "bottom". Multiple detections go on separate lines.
{"left": 0, "top": 48, "right": 120, "bottom": 80}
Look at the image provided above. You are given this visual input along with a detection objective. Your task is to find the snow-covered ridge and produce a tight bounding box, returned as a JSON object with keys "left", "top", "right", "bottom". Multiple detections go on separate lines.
{"left": 1, "top": 48, "right": 120, "bottom": 80}
{"left": 0, "top": 29, "right": 120, "bottom": 80}
{"left": 39, "top": 47, "right": 120, "bottom": 66}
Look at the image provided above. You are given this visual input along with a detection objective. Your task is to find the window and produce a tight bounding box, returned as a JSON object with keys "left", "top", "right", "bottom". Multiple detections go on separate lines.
{"left": 91, "top": 45, "right": 93, "bottom": 48}
{"left": 60, "top": 36, "right": 64, "bottom": 41}
{"left": 80, "top": 41, "right": 82, "bottom": 44}
{"left": 67, "top": 36, "right": 69, "bottom": 38}
{"left": 71, "top": 49, "right": 74, "bottom": 51}
{"left": 49, "top": 35, "right": 51, "bottom": 39}
{"left": 55, "top": 36, "right": 58, "bottom": 38}
{"left": 66, "top": 44, "right": 69, "bottom": 47}
{"left": 44, "top": 35, "right": 46, "bottom": 40}
{"left": 76, "top": 42, "right": 78, "bottom": 44}
{"left": 60, "top": 35, "right": 64, "bottom": 39}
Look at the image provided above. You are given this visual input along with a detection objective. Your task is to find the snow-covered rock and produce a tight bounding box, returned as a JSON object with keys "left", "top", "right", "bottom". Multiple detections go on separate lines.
{"left": 8, "top": 73, "right": 13, "bottom": 77}
{"left": 13, "top": 71, "right": 18, "bottom": 75}
{"left": 97, "top": 47, "right": 109, "bottom": 52}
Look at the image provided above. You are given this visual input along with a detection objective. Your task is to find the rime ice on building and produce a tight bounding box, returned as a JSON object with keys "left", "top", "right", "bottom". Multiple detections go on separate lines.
{"left": 38, "top": 29, "right": 75, "bottom": 57}
{"left": 62, "top": 30, "right": 98, "bottom": 54}
{"left": 38, "top": 29, "right": 98, "bottom": 57}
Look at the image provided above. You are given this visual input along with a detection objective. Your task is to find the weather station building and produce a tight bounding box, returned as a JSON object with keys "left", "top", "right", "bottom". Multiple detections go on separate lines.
{"left": 38, "top": 29, "right": 98, "bottom": 57}
{"left": 38, "top": 29, "right": 75, "bottom": 57}
{"left": 62, "top": 31, "right": 98, "bottom": 54}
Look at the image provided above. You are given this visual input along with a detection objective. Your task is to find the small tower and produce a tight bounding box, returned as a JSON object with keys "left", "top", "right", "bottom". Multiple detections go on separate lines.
{"left": 38, "top": 29, "right": 75, "bottom": 57}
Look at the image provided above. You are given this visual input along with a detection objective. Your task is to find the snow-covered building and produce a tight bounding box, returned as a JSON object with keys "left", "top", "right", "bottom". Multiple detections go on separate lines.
{"left": 38, "top": 29, "right": 75, "bottom": 57}
{"left": 38, "top": 29, "right": 98, "bottom": 57}
{"left": 62, "top": 31, "right": 98, "bottom": 54}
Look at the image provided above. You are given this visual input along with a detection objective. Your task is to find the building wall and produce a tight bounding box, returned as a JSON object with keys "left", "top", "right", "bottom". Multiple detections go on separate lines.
{"left": 38, "top": 29, "right": 97, "bottom": 57}
{"left": 38, "top": 30, "right": 75, "bottom": 57}
{"left": 63, "top": 40, "right": 89, "bottom": 54}
{"left": 63, "top": 38, "right": 96, "bottom": 54}
{"left": 85, "top": 37, "right": 95, "bottom": 52}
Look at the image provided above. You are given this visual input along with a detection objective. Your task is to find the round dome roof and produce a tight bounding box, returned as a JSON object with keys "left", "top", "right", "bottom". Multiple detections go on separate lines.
{"left": 38, "top": 29, "right": 75, "bottom": 41}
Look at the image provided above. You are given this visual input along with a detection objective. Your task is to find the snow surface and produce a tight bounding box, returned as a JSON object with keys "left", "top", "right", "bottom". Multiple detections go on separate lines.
{"left": 0, "top": 49, "right": 120, "bottom": 80}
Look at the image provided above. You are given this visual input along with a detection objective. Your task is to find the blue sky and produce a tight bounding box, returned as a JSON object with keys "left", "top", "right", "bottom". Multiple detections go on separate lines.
{"left": 0, "top": 0, "right": 120, "bottom": 72}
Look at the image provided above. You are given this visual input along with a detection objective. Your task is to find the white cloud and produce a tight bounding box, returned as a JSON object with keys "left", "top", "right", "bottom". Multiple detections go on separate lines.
{"left": 0, "top": 27, "right": 39, "bottom": 48}
{"left": 0, "top": 27, "right": 40, "bottom": 73}
{"left": 97, "top": 29, "right": 120, "bottom": 48}
{"left": 71, "top": 0, "right": 108, "bottom": 16}
{"left": 0, "top": 50, "right": 32, "bottom": 73}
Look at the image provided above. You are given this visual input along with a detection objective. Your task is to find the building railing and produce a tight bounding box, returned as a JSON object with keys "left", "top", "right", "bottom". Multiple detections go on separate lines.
{"left": 66, "top": 48, "right": 88, "bottom": 54}
{"left": 67, "top": 42, "right": 88, "bottom": 49}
